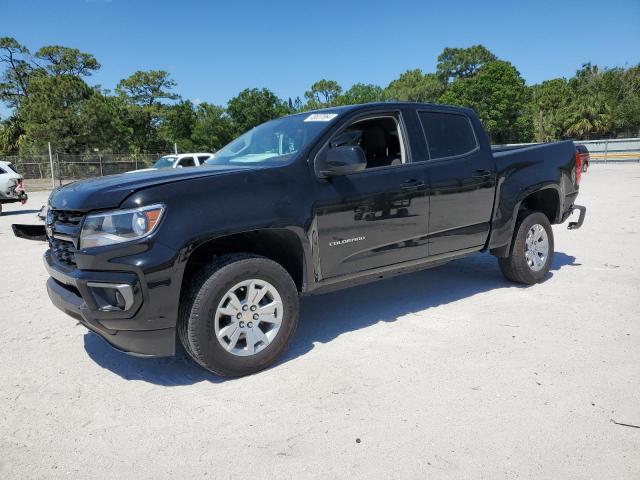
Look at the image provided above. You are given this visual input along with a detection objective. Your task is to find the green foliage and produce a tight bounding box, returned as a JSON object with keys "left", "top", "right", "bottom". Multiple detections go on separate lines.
{"left": 440, "top": 60, "right": 532, "bottom": 143}
{"left": 437, "top": 45, "right": 497, "bottom": 82}
{"left": 385, "top": 69, "right": 444, "bottom": 102}
{"left": 227, "top": 88, "right": 289, "bottom": 135}
{"left": 190, "top": 103, "right": 234, "bottom": 151}
{"left": 19, "top": 74, "right": 94, "bottom": 153}
{"left": 157, "top": 101, "right": 233, "bottom": 152}
{"left": 531, "top": 78, "right": 573, "bottom": 141}
{"left": 339, "top": 83, "right": 385, "bottom": 105}
{"left": 0, "top": 37, "right": 36, "bottom": 109}
{"left": 115, "top": 70, "right": 180, "bottom": 152}
{"left": 304, "top": 79, "right": 342, "bottom": 109}
{"left": 116, "top": 70, "right": 179, "bottom": 107}
{"left": 35, "top": 46, "right": 100, "bottom": 77}
{"left": 78, "top": 92, "right": 136, "bottom": 152}
{"left": 0, "top": 114, "right": 23, "bottom": 154}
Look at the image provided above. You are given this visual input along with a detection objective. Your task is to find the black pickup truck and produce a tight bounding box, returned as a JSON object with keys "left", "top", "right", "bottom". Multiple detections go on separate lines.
{"left": 42, "top": 103, "right": 586, "bottom": 376}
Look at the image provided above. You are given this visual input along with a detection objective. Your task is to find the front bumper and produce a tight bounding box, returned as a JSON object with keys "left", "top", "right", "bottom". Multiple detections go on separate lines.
{"left": 44, "top": 252, "right": 175, "bottom": 357}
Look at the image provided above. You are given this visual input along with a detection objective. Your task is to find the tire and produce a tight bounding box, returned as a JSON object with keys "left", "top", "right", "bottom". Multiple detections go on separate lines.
{"left": 179, "top": 253, "right": 299, "bottom": 377}
{"left": 498, "top": 211, "right": 554, "bottom": 285}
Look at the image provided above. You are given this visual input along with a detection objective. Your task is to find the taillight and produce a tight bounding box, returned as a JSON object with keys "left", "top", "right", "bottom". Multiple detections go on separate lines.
{"left": 575, "top": 151, "right": 582, "bottom": 185}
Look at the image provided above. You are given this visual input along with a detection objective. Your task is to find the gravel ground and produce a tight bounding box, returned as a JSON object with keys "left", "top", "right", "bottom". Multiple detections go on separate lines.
{"left": 1, "top": 164, "right": 639, "bottom": 479}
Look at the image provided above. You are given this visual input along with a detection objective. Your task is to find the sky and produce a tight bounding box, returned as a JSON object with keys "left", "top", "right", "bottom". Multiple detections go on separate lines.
{"left": 1, "top": 0, "right": 639, "bottom": 114}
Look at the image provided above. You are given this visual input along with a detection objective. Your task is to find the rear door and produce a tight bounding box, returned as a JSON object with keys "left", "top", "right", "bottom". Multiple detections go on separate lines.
{"left": 314, "top": 111, "right": 429, "bottom": 279}
{"left": 418, "top": 109, "right": 496, "bottom": 256}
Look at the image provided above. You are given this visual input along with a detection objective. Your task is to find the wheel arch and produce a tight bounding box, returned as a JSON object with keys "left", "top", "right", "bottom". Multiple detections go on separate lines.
{"left": 519, "top": 186, "right": 561, "bottom": 224}
{"left": 490, "top": 185, "right": 560, "bottom": 257}
{"left": 179, "top": 228, "right": 308, "bottom": 297}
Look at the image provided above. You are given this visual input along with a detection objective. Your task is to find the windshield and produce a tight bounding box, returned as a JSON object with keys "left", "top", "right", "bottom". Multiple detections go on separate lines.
{"left": 205, "top": 113, "right": 339, "bottom": 167}
{"left": 153, "top": 156, "right": 177, "bottom": 169}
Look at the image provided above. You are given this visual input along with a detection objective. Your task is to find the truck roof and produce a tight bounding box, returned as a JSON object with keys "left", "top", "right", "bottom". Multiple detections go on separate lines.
{"left": 304, "top": 102, "right": 475, "bottom": 116}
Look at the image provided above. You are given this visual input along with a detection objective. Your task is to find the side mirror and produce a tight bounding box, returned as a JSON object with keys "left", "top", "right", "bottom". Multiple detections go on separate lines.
{"left": 316, "top": 145, "right": 367, "bottom": 178}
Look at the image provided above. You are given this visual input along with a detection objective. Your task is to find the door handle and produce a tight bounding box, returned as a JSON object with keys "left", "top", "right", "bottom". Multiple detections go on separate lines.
{"left": 472, "top": 169, "right": 493, "bottom": 179}
{"left": 400, "top": 179, "right": 425, "bottom": 191}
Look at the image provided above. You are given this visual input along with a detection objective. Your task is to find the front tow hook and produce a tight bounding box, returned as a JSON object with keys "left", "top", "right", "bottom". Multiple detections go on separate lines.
{"left": 568, "top": 204, "right": 586, "bottom": 230}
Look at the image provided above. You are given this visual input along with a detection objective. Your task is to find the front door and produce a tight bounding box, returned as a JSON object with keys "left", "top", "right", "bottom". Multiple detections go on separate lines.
{"left": 314, "top": 114, "right": 429, "bottom": 279}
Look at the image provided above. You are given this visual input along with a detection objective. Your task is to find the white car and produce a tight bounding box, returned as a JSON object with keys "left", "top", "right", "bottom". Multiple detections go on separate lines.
{"left": 0, "top": 160, "right": 28, "bottom": 215}
{"left": 128, "top": 153, "right": 215, "bottom": 173}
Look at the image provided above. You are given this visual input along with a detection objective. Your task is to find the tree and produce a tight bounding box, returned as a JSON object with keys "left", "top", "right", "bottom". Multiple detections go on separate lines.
{"left": 436, "top": 45, "right": 497, "bottom": 82}
{"left": 35, "top": 46, "right": 100, "bottom": 77}
{"left": 439, "top": 60, "right": 533, "bottom": 143}
{"left": 562, "top": 64, "right": 613, "bottom": 139}
{"left": 19, "top": 74, "right": 94, "bottom": 153}
{"left": 564, "top": 94, "right": 611, "bottom": 139}
{"left": 159, "top": 100, "right": 197, "bottom": 151}
{"left": 385, "top": 69, "right": 444, "bottom": 102}
{"left": 339, "top": 83, "right": 385, "bottom": 105}
{"left": 0, "top": 37, "right": 37, "bottom": 109}
{"left": 116, "top": 70, "right": 179, "bottom": 107}
{"left": 226, "top": 88, "right": 289, "bottom": 135}
{"left": 531, "top": 78, "right": 573, "bottom": 141}
{"left": 116, "top": 70, "right": 180, "bottom": 151}
{"left": 78, "top": 92, "right": 137, "bottom": 152}
{"left": 191, "top": 103, "right": 234, "bottom": 151}
{"left": 613, "top": 65, "right": 640, "bottom": 137}
{"left": 304, "top": 79, "right": 342, "bottom": 109}
{"left": 0, "top": 115, "right": 23, "bottom": 154}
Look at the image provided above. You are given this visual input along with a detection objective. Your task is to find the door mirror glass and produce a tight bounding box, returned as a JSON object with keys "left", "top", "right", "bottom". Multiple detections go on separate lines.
{"left": 316, "top": 145, "right": 367, "bottom": 178}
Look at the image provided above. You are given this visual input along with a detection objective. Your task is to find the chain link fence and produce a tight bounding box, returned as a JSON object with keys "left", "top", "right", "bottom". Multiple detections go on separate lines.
{"left": 0, "top": 153, "right": 167, "bottom": 189}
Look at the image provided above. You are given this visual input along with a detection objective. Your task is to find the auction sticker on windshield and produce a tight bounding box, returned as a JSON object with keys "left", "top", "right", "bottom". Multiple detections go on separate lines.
{"left": 304, "top": 113, "right": 338, "bottom": 122}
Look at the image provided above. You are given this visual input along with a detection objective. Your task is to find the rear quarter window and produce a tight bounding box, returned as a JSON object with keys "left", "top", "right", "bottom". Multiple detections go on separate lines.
{"left": 418, "top": 111, "right": 478, "bottom": 160}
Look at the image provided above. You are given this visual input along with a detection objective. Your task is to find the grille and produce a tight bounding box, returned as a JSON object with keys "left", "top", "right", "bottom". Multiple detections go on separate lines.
{"left": 51, "top": 210, "right": 84, "bottom": 227}
{"left": 50, "top": 237, "right": 78, "bottom": 266}
{"left": 48, "top": 209, "right": 84, "bottom": 267}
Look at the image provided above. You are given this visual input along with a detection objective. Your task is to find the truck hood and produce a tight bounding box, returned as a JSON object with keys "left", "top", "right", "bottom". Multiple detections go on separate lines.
{"left": 49, "top": 165, "right": 254, "bottom": 211}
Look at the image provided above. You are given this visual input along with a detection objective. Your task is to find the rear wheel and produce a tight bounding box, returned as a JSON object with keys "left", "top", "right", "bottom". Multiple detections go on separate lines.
{"left": 498, "top": 211, "right": 554, "bottom": 285}
{"left": 179, "top": 253, "right": 299, "bottom": 377}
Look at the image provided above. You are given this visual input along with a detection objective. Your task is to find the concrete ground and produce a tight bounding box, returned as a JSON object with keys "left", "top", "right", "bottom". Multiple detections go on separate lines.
{"left": 1, "top": 165, "right": 638, "bottom": 479}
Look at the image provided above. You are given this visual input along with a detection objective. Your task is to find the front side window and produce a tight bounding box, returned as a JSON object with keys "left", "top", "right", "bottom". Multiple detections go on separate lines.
{"left": 330, "top": 116, "right": 405, "bottom": 169}
{"left": 419, "top": 111, "right": 478, "bottom": 160}
{"left": 205, "top": 113, "right": 337, "bottom": 167}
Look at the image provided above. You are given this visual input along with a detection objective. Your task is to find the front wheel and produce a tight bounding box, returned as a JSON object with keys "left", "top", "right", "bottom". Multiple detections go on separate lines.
{"left": 498, "top": 211, "right": 554, "bottom": 285}
{"left": 179, "top": 253, "right": 299, "bottom": 377}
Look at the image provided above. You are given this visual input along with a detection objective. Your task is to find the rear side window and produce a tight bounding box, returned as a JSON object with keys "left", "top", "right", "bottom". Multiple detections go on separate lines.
{"left": 178, "top": 157, "right": 196, "bottom": 167}
{"left": 418, "top": 111, "right": 478, "bottom": 160}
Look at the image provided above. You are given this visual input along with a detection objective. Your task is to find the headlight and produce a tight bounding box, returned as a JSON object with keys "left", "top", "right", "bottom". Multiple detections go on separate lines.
{"left": 80, "top": 204, "right": 165, "bottom": 249}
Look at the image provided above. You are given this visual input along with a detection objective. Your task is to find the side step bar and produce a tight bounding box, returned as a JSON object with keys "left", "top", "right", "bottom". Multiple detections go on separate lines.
{"left": 567, "top": 205, "right": 586, "bottom": 230}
